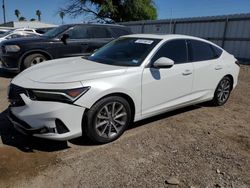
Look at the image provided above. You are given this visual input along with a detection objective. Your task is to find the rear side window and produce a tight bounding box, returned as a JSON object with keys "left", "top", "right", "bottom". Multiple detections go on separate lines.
{"left": 88, "top": 27, "right": 111, "bottom": 38}
{"left": 152, "top": 39, "right": 188, "bottom": 64}
{"left": 110, "top": 27, "right": 131, "bottom": 37}
{"left": 210, "top": 45, "right": 223, "bottom": 58}
{"left": 188, "top": 40, "right": 215, "bottom": 62}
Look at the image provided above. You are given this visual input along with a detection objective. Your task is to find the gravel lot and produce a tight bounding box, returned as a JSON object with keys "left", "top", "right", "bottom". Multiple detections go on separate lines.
{"left": 0, "top": 66, "right": 249, "bottom": 188}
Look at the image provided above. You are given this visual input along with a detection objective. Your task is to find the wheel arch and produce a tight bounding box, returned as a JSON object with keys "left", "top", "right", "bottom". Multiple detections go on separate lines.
{"left": 82, "top": 92, "right": 136, "bottom": 129}
{"left": 224, "top": 74, "right": 234, "bottom": 90}
{"left": 19, "top": 50, "right": 53, "bottom": 70}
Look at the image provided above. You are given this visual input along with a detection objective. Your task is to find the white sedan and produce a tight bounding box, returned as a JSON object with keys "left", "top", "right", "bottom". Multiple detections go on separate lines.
{"left": 7, "top": 34, "right": 240, "bottom": 143}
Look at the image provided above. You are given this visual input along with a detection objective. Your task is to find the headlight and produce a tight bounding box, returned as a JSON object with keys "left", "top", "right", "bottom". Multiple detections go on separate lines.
{"left": 28, "top": 87, "right": 90, "bottom": 103}
{"left": 5, "top": 45, "right": 21, "bottom": 52}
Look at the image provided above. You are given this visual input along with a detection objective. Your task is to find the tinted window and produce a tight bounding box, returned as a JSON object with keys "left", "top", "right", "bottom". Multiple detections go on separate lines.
{"left": 88, "top": 27, "right": 111, "bottom": 38}
{"left": 67, "top": 26, "right": 89, "bottom": 39}
{"left": 152, "top": 40, "right": 187, "bottom": 64}
{"left": 110, "top": 27, "right": 131, "bottom": 37}
{"left": 6, "top": 34, "right": 23, "bottom": 39}
{"left": 210, "top": 44, "right": 223, "bottom": 58}
{"left": 188, "top": 40, "right": 215, "bottom": 62}
{"left": 43, "top": 25, "right": 71, "bottom": 38}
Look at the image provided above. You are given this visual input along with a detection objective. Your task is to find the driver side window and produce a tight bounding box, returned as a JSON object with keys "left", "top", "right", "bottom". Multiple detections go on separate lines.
{"left": 67, "top": 26, "right": 89, "bottom": 39}
{"left": 152, "top": 39, "right": 188, "bottom": 64}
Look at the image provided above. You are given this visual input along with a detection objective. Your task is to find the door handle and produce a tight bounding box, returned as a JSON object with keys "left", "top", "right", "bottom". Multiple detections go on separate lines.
{"left": 182, "top": 70, "right": 192, "bottom": 76}
{"left": 215, "top": 65, "right": 223, "bottom": 70}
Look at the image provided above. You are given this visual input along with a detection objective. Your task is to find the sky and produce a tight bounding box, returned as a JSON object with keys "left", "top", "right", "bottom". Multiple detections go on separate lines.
{"left": 0, "top": 0, "right": 250, "bottom": 25}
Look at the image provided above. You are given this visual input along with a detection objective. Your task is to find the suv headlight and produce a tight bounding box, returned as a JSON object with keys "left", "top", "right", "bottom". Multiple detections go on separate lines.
{"left": 28, "top": 87, "right": 90, "bottom": 103}
{"left": 5, "top": 45, "right": 21, "bottom": 52}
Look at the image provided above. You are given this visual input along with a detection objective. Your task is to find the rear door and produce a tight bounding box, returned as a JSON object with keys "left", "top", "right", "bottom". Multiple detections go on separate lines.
{"left": 187, "top": 39, "right": 224, "bottom": 98}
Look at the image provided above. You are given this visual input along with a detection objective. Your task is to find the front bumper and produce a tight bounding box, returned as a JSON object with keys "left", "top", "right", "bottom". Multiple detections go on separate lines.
{"left": 0, "top": 54, "right": 20, "bottom": 72}
{"left": 8, "top": 94, "right": 86, "bottom": 141}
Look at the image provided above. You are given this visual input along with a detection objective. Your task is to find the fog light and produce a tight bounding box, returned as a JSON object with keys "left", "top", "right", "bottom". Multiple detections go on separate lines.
{"left": 40, "top": 127, "right": 49, "bottom": 134}
{"left": 55, "top": 119, "right": 69, "bottom": 134}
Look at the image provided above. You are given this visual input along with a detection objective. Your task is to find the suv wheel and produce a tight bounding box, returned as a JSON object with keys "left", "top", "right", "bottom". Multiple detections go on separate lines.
{"left": 85, "top": 96, "right": 131, "bottom": 143}
{"left": 23, "top": 53, "right": 47, "bottom": 70}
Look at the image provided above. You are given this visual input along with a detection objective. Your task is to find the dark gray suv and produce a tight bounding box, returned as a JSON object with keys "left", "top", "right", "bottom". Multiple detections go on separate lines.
{"left": 0, "top": 23, "right": 132, "bottom": 72}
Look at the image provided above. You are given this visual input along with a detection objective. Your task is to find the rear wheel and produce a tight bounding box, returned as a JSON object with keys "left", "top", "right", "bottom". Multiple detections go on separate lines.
{"left": 84, "top": 96, "right": 131, "bottom": 143}
{"left": 212, "top": 76, "right": 232, "bottom": 106}
{"left": 22, "top": 53, "right": 47, "bottom": 70}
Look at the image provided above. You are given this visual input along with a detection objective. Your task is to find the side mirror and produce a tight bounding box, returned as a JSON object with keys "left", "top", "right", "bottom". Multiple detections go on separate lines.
{"left": 153, "top": 57, "right": 174, "bottom": 68}
{"left": 61, "top": 33, "right": 69, "bottom": 45}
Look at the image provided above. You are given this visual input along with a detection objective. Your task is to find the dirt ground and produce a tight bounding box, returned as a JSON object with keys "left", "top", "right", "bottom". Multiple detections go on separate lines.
{"left": 0, "top": 66, "right": 249, "bottom": 188}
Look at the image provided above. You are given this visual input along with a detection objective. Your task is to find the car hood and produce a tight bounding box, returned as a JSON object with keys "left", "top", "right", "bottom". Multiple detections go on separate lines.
{"left": 14, "top": 57, "right": 128, "bottom": 84}
{"left": 1, "top": 36, "right": 52, "bottom": 45}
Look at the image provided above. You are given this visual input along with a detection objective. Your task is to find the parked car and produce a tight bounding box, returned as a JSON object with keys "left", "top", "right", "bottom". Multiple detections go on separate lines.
{"left": 0, "top": 27, "right": 14, "bottom": 36}
{"left": 7, "top": 34, "right": 240, "bottom": 143}
{"left": 0, "top": 23, "right": 132, "bottom": 72}
{"left": 0, "top": 30, "right": 39, "bottom": 43}
{"left": 13, "top": 28, "right": 44, "bottom": 35}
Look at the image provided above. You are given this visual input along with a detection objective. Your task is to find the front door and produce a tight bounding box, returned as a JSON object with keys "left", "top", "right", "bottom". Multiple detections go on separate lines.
{"left": 142, "top": 39, "right": 194, "bottom": 116}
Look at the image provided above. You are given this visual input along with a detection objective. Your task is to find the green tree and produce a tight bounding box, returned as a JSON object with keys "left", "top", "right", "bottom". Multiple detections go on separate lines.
{"left": 14, "top": 9, "right": 20, "bottom": 20}
{"left": 36, "top": 10, "right": 42, "bottom": 21}
{"left": 19, "top": 16, "right": 26, "bottom": 21}
{"left": 60, "top": 0, "right": 157, "bottom": 23}
{"left": 59, "top": 11, "right": 65, "bottom": 24}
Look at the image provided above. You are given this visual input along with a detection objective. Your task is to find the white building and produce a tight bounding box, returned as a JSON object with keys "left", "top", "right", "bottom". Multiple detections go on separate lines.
{"left": 0, "top": 21, "right": 57, "bottom": 28}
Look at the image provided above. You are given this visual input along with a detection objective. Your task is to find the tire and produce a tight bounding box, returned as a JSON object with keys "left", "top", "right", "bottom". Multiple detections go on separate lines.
{"left": 212, "top": 76, "right": 232, "bottom": 106}
{"left": 22, "top": 53, "right": 47, "bottom": 70}
{"left": 84, "top": 96, "right": 132, "bottom": 144}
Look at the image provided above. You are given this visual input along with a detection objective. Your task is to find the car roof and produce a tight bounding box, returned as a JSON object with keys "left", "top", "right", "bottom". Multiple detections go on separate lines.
{"left": 124, "top": 34, "right": 206, "bottom": 40}
{"left": 61, "top": 23, "right": 128, "bottom": 28}
{"left": 122, "top": 34, "right": 222, "bottom": 48}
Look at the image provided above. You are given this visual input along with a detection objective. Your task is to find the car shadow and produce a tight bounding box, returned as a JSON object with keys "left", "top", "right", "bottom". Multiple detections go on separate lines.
{"left": 0, "top": 104, "right": 207, "bottom": 150}
{"left": 0, "top": 109, "right": 69, "bottom": 152}
{"left": 69, "top": 104, "right": 202, "bottom": 146}
{"left": 0, "top": 68, "right": 17, "bottom": 78}
{"left": 130, "top": 105, "right": 201, "bottom": 130}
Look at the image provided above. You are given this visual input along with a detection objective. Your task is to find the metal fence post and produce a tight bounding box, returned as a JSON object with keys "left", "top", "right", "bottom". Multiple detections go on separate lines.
{"left": 173, "top": 21, "right": 176, "bottom": 34}
{"left": 222, "top": 18, "right": 229, "bottom": 48}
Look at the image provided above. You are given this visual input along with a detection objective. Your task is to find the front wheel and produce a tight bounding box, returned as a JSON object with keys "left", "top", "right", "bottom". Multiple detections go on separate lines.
{"left": 84, "top": 96, "right": 132, "bottom": 143}
{"left": 212, "top": 76, "right": 232, "bottom": 106}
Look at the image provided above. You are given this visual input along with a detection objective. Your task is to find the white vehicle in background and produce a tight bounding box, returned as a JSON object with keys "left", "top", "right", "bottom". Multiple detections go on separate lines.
{"left": 7, "top": 34, "right": 240, "bottom": 144}
{"left": 14, "top": 28, "right": 44, "bottom": 35}
{"left": 0, "top": 30, "right": 39, "bottom": 43}
{"left": 0, "top": 27, "right": 14, "bottom": 36}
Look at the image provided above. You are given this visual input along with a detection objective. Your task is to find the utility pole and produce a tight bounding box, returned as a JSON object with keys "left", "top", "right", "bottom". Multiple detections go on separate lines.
{"left": 2, "top": 0, "right": 6, "bottom": 23}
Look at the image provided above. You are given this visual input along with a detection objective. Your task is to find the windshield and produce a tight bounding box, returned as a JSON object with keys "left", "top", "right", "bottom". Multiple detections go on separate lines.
{"left": 1, "top": 30, "right": 13, "bottom": 37}
{"left": 88, "top": 37, "right": 161, "bottom": 66}
{"left": 43, "top": 25, "right": 72, "bottom": 38}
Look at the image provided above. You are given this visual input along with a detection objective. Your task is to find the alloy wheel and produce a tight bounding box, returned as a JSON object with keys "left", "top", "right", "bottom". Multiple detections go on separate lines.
{"left": 217, "top": 78, "right": 231, "bottom": 104}
{"left": 95, "top": 102, "right": 128, "bottom": 139}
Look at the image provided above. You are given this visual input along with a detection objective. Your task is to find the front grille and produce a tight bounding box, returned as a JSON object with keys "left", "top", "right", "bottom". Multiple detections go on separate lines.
{"left": 8, "top": 84, "right": 27, "bottom": 107}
